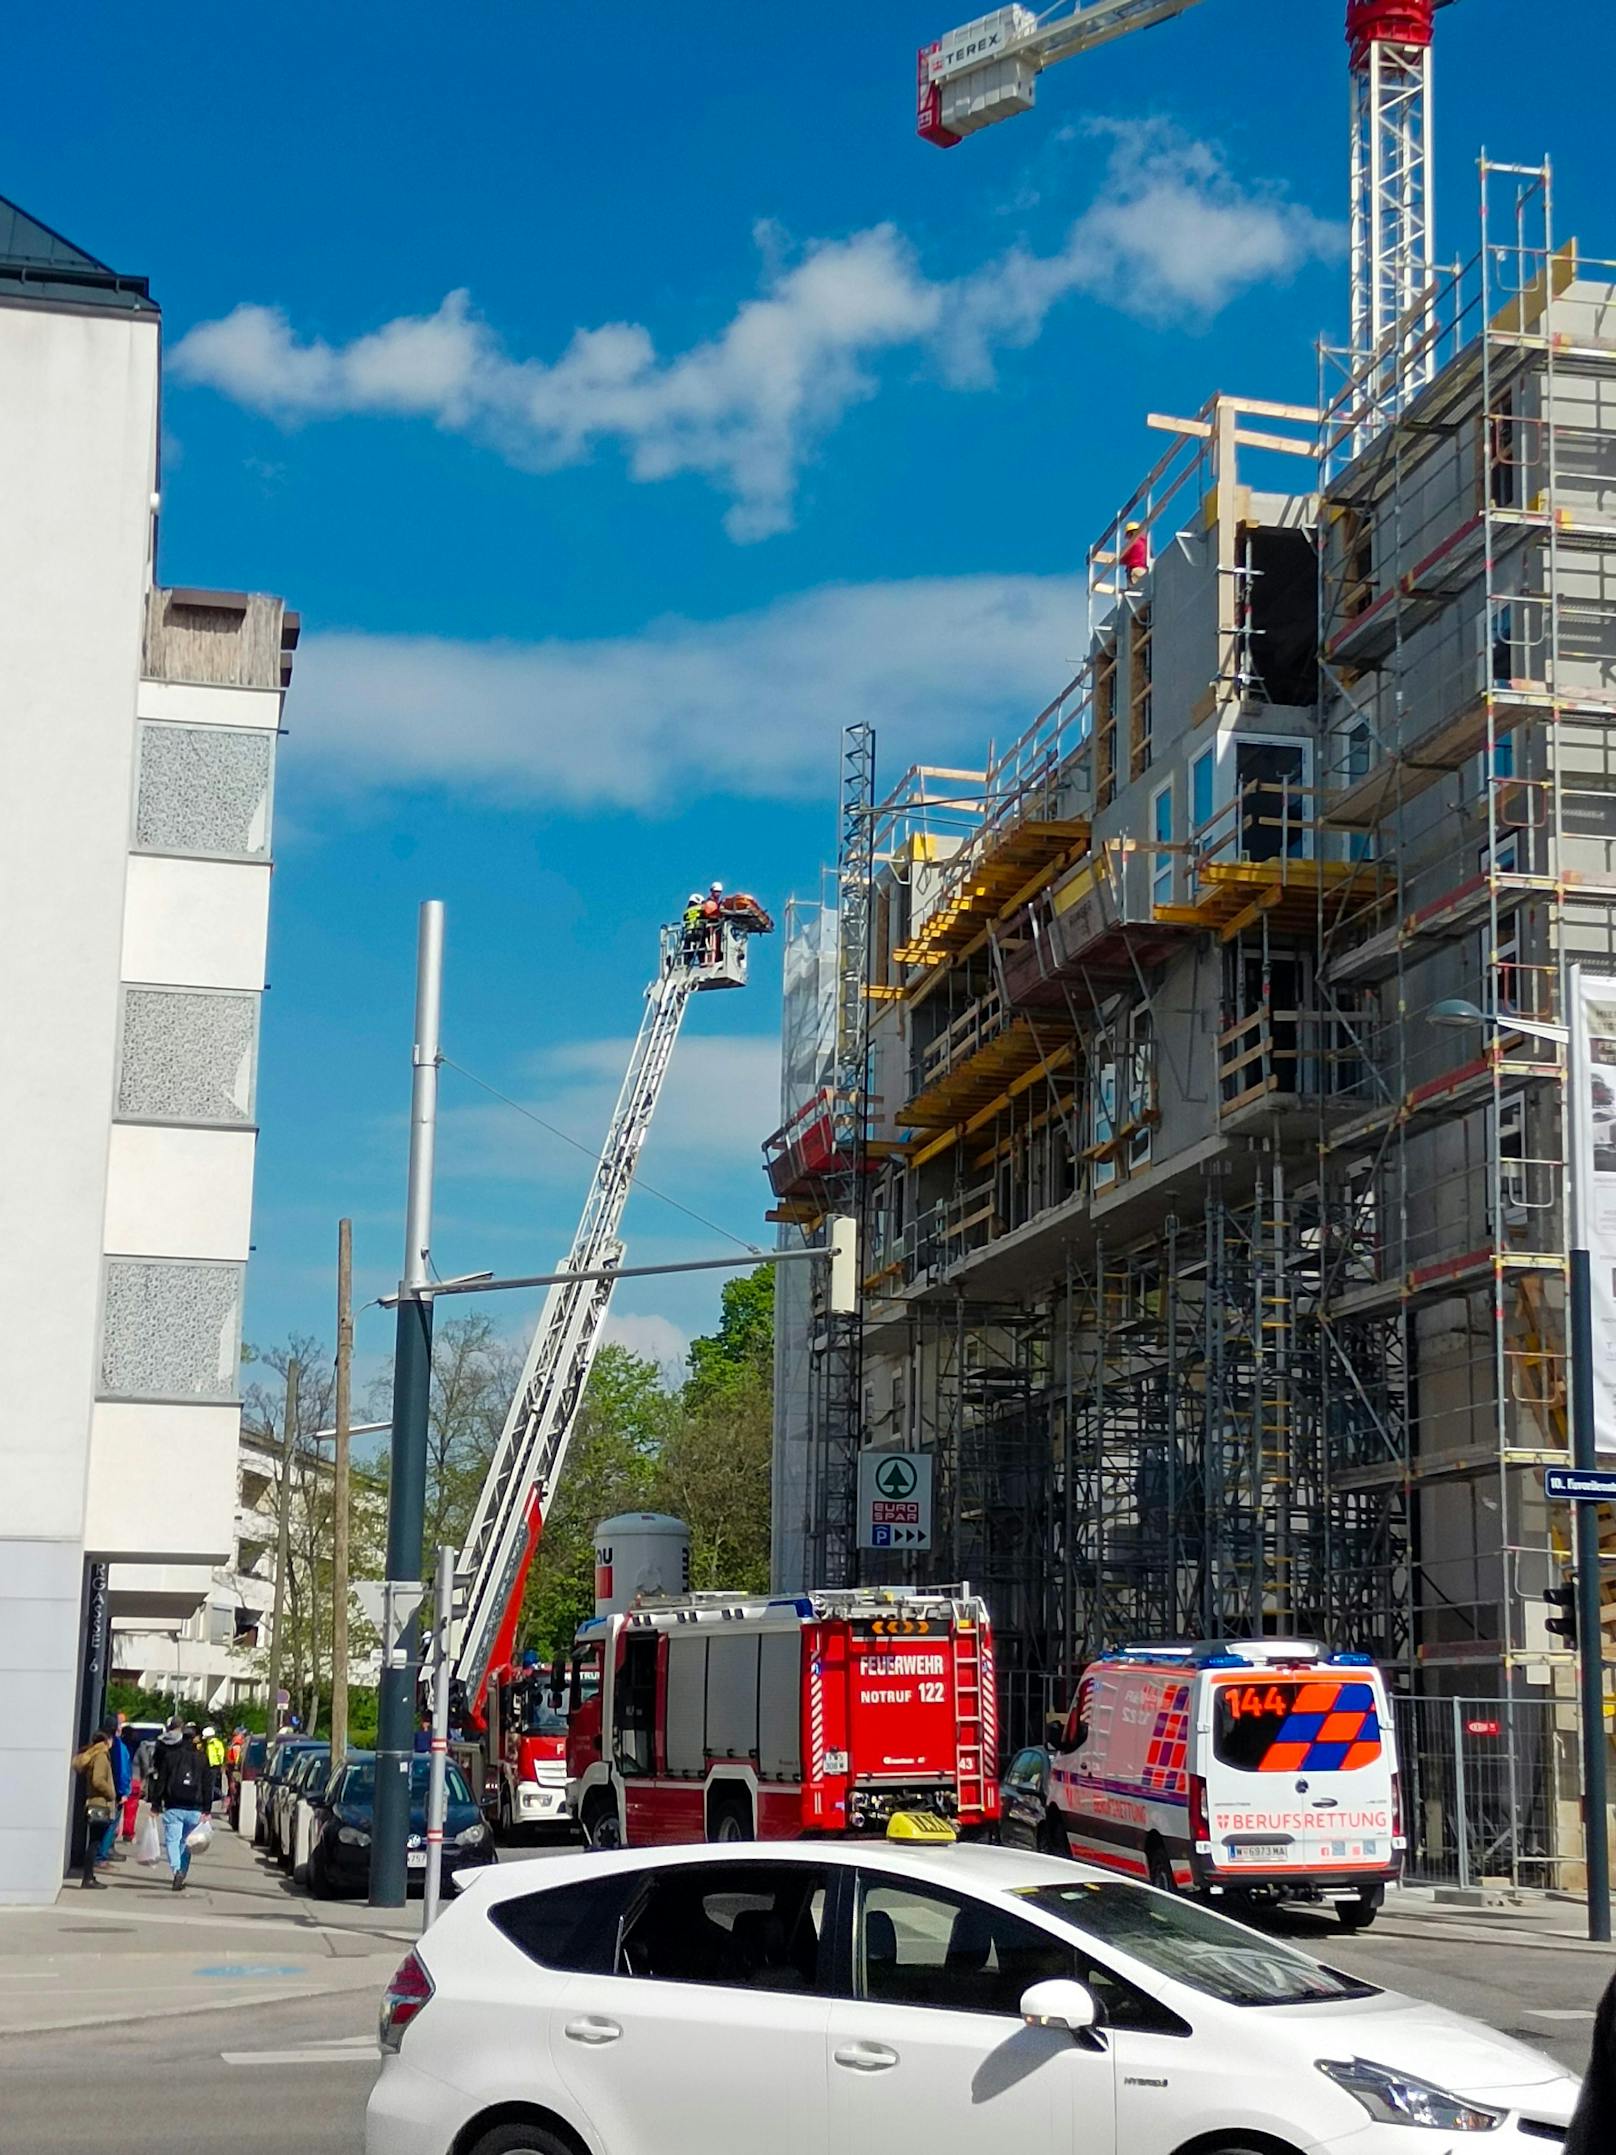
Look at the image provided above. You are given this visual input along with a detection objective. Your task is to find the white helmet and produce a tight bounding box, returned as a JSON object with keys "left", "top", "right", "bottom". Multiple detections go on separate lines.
{"left": 687, "top": 892, "right": 701, "bottom": 905}
{"left": 710, "top": 881, "right": 724, "bottom": 896}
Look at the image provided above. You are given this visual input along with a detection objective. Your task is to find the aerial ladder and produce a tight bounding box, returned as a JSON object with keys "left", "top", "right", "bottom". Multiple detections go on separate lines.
{"left": 445, "top": 901, "right": 773, "bottom": 1790}
{"left": 917, "top": 2, "right": 1457, "bottom": 385}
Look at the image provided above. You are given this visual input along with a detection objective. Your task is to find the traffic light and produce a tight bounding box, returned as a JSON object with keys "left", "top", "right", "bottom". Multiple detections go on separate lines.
{"left": 1544, "top": 1578, "right": 1578, "bottom": 1647}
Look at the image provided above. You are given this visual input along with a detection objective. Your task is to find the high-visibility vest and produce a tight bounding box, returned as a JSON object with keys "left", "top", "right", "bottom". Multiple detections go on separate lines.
{"left": 205, "top": 1737, "right": 226, "bottom": 1769}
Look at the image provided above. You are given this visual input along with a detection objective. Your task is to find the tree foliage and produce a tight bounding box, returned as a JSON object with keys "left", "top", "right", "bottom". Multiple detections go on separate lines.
{"left": 254, "top": 1265, "right": 776, "bottom": 1696}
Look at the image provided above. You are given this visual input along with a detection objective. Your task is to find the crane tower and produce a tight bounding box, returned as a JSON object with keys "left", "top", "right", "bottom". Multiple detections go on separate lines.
{"left": 917, "top": 1, "right": 1451, "bottom": 388}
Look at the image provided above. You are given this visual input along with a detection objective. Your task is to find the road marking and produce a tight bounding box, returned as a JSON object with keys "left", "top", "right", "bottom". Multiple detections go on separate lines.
{"left": 195, "top": 1962, "right": 306, "bottom": 1979}
{"left": 220, "top": 2035, "right": 378, "bottom": 2066}
{"left": 1524, "top": 2008, "right": 1598, "bottom": 2022}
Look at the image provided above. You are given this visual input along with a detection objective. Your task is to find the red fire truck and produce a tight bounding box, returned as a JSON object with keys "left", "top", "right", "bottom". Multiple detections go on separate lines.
{"left": 564, "top": 1586, "right": 999, "bottom": 1847}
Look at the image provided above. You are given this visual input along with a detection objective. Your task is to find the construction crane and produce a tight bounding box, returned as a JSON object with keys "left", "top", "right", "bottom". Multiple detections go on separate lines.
{"left": 446, "top": 900, "right": 773, "bottom": 1745}
{"left": 917, "top": 2, "right": 1457, "bottom": 376}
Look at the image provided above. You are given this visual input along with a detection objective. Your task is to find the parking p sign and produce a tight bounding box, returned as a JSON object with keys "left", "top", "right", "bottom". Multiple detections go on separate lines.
{"left": 858, "top": 1450, "right": 934, "bottom": 1552}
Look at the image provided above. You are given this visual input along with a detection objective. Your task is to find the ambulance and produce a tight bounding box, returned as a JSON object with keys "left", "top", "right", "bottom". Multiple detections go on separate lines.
{"left": 1048, "top": 1639, "right": 1404, "bottom": 1929}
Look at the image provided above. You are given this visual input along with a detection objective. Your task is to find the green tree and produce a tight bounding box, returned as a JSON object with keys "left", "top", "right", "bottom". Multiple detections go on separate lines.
{"left": 651, "top": 1266, "right": 775, "bottom": 1593}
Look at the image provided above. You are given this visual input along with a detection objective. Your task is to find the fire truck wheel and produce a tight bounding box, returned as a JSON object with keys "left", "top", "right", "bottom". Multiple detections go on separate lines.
{"left": 1146, "top": 1839, "right": 1177, "bottom": 1894}
{"left": 708, "top": 1795, "right": 752, "bottom": 1844}
{"left": 582, "top": 1796, "right": 622, "bottom": 1851}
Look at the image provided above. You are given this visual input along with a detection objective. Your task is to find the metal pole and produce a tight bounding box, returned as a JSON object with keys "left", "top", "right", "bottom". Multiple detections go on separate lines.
{"left": 1565, "top": 964, "right": 1612, "bottom": 1942}
{"left": 371, "top": 902, "right": 444, "bottom": 1908}
{"left": 265, "top": 1359, "right": 301, "bottom": 1733}
{"left": 331, "top": 1219, "right": 354, "bottom": 1768}
{"left": 422, "top": 1542, "right": 457, "bottom": 1930}
{"left": 1453, "top": 1695, "right": 1471, "bottom": 1893}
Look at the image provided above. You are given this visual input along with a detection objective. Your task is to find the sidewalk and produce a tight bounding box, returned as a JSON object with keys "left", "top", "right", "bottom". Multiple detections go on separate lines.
{"left": 0, "top": 1821, "right": 419, "bottom": 2038}
{"left": 1367, "top": 1882, "right": 1616, "bottom": 1956}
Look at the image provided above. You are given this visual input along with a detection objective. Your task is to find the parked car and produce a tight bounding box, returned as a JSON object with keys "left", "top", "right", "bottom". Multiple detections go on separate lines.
{"left": 307, "top": 1751, "right": 494, "bottom": 1900}
{"left": 366, "top": 1839, "right": 1581, "bottom": 2155}
{"left": 998, "top": 1744, "right": 1063, "bottom": 1853}
{"left": 273, "top": 1744, "right": 332, "bottom": 1870}
{"left": 228, "top": 1734, "right": 268, "bottom": 1832}
{"left": 259, "top": 1738, "right": 326, "bottom": 1857}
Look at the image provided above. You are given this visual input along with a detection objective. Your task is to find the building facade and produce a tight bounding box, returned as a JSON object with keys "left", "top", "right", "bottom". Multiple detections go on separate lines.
{"left": 770, "top": 160, "right": 1616, "bottom": 1888}
{"left": 0, "top": 198, "right": 293, "bottom": 1902}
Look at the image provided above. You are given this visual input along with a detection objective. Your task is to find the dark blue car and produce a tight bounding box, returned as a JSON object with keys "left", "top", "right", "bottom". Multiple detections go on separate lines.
{"left": 306, "top": 1751, "right": 496, "bottom": 1899}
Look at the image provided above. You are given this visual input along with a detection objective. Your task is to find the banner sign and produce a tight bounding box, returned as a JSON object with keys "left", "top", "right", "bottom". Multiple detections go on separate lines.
{"left": 1572, "top": 971, "right": 1616, "bottom": 1455}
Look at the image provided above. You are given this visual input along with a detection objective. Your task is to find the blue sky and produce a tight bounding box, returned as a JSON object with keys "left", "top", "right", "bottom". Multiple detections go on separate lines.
{"left": 14, "top": 0, "right": 1608, "bottom": 1386}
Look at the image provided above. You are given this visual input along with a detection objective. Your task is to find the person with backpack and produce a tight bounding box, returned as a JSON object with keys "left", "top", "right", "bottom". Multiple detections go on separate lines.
{"left": 147, "top": 1721, "right": 207, "bottom": 1891}
{"left": 69, "top": 1721, "right": 121, "bottom": 1889}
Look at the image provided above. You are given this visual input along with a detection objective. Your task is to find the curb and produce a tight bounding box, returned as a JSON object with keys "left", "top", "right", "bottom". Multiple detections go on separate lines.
{"left": 1373, "top": 1918, "right": 1616, "bottom": 1956}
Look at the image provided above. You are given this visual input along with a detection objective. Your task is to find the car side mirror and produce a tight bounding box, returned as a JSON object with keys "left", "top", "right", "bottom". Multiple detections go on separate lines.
{"left": 1020, "top": 1978, "right": 1098, "bottom": 2035}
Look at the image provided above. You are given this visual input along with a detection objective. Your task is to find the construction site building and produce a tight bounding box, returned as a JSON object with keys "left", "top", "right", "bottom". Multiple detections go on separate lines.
{"left": 766, "top": 159, "right": 1616, "bottom": 1887}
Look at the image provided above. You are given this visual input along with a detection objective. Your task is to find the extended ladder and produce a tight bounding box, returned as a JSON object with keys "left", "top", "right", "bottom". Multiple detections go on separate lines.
{"left": 451, "top": 918, "right": 759, "bottom": 1718}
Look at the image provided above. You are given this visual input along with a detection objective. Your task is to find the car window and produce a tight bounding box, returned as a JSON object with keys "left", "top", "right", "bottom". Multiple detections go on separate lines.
{"left": 1008, "top": 1749, "right": 1045, "bottom": 1788}
{"left": 492, "top": 1873, "right": 645, "bottom": 1974}
{"left": 616, "top": 1862, "right": 832, "bottom": 1994}
{"left": 857, "top": 1874, "right": 1072, "bottom": 2017}
{"left": 1017, "top": 1882, "right": 1380, "bottom": 2006}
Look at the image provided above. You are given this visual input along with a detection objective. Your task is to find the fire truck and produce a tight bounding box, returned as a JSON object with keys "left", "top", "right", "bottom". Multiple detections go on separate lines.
{"left": 442, "top": 907, "right": 772, "bottom": 1836}
{"left": 564, "top": 1584, "right": 1000, "bottom": 1847}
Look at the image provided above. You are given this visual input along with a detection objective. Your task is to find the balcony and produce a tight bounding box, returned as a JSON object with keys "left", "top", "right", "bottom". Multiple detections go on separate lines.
{"left": 1001, "top": 841, "right": 1193, "bottom": 1007}
{"left": 902, "top": 988, "right": 1074, "bottom": 1131}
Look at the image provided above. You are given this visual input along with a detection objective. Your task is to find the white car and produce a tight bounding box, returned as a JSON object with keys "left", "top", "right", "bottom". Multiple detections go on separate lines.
{"left": 366, "top": 1839, "right": 1580, "bottom": 2155}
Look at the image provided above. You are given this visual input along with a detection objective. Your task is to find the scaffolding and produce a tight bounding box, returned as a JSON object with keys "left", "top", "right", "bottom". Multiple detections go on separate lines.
{"left": 769, "top": 155, "right": 1616, "bottom": 1873}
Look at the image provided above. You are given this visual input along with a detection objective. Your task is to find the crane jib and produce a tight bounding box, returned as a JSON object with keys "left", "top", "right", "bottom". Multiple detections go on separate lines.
{"left": 447, "top": 918, "right": 761, "bottom": 1710}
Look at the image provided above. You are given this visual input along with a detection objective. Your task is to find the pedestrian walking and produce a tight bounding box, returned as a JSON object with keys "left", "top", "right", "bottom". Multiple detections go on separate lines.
{"left": 106, "top": 1718, "right": 132, "bottom": 1854}
{"left": 1566, "top": 1965, "right": 1616, "bottom": 2155}
{"left": 202, "top": 1725, "right": 226, "bottom": 1810}
{"left": 118, "top": 1724, "right": 143, "bottom": 1841}
{"left": 147, "top": 1720, "right": 208, "bottom": 1891}
{"left": 70, "top": 1721, "right": 120, "bottom": 1889}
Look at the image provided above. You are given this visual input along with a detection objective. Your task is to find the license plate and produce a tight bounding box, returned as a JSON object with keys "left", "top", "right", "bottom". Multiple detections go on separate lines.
{"left": 406, "top": 1850, "right": 427, "bottom": 1869}
{"left": 1237, "top": 1841, "right": 1290, "bottom": 1861}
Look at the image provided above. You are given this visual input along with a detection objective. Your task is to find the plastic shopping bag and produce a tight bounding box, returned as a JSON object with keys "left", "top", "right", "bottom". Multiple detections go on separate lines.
{"left": 135, "top": 1811, "right": 162, "bottom": 1866}
{"left": 184, "top": 1818, "right": 214, "bottom": 1855}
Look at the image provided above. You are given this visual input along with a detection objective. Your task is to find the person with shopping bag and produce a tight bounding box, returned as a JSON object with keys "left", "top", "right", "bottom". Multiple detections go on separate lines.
{"left": 146, "top": 1721, "right": 208, "bottom": 1892}
{"left": 69, "top": 1721, "right": 120, "bottom": 1890}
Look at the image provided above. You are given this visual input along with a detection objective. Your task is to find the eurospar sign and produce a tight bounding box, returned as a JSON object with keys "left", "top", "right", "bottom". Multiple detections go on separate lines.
{"left": 857, "top": 1450, "right": 934, "bottom": 1551}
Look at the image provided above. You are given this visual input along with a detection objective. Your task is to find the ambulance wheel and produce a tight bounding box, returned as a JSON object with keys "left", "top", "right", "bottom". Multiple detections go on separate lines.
{"left": 582, "top": 1796, "right": 622, "bottom": 1851}
{"left": 1338, "top": 1886, "right": 1382, "bottom": 1931}
{"left": 1146, "top": 1840, "right": 1177, "bottom": 1894}
{"left": 1036, "top": 1810, "right": 1067, "bottom": 1857}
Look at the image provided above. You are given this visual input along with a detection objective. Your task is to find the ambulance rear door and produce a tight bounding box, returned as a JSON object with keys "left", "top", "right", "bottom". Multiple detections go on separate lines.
{"left": 1201, "top": 1665, "right": 1397, "bottom": 1879}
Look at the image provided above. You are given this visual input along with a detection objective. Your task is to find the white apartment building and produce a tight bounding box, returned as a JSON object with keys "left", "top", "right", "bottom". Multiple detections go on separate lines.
{"left": 0, "top": 196, "right": 294, "bottom": 1902}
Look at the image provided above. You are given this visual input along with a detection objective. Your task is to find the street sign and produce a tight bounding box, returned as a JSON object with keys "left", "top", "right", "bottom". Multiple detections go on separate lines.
{"left": 858, "top": 1450, "right": 933, "bottom": 1552}
{"left": 1544, "top": 1466, "right": 1616, "bottom": 1503}
{"left": 352, "top": 1579, "right": 426, "bottom": 1648}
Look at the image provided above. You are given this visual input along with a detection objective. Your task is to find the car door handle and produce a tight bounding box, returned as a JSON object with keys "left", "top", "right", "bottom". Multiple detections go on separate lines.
{"left": 834, "top": 2041, "right": 900, "bottom": 2072}
{"left": 564, "top": 2016, "right": 622, "bottom": 2045}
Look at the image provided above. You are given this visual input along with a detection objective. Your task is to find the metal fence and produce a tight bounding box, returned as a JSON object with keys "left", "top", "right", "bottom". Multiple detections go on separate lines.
{"left": 1393, "top": 1694, "right": 1572, "bottom": 1890}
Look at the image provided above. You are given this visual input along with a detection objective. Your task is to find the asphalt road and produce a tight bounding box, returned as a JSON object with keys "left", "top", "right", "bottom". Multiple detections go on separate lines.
{"left": 2, "top": 1909, "right": 1606, "bottom": 2152}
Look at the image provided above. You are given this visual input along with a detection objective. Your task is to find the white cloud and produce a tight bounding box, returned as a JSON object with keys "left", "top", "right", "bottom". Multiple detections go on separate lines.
{"left": 172, "top": 123, "right": 1337, "bottom": 540}
{"left": 601, "top": 1312, "right": 689, "bottom": 1371}
{"left": 291, "top": 571, "right": 1082, "bottom": 810}
{"left": 438, "top": 1034, "right": 782, "bottom": 1207}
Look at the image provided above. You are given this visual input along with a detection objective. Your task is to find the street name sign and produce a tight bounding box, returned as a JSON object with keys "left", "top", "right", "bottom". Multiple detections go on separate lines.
{"left": 858, "top": 1450, "right": 934, "bottom": 1552}
{"left": 1543, "top": 1466, "right": 1616, "bottom": 1503}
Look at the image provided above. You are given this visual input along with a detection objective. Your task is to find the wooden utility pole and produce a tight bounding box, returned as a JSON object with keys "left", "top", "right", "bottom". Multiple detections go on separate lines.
{"left": 265, "top": 1357, "right": 300, "bottom": 1732}
{"left": 331, "top": 1220, "right": 354, "bottom": 1765}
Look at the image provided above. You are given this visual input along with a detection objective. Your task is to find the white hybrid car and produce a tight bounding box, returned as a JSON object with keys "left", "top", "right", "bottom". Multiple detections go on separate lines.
{"left": 366, "top": 1839, "right": 1580, "bottom": 2155}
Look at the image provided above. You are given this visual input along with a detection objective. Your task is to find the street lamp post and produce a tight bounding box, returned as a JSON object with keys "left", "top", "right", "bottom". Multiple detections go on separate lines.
{"left": 1432, "top": 988, "right": 1610, "bottom": 1940}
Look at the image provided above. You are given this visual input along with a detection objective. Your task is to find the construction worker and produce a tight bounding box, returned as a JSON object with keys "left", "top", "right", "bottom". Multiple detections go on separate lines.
{"left": 1121, "top": 520, "right": 1149, "bottom": 583}
{"left": 201, "top": 1724, "right": 226, "bottom": 1810}
{"left": 682, "top": 891, "right": 704, "bottom": 964}
{"left": 702, "top": 882, "right": 724, "bottom": 962}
